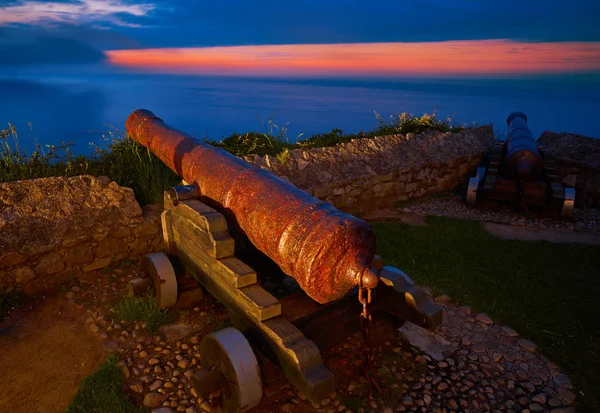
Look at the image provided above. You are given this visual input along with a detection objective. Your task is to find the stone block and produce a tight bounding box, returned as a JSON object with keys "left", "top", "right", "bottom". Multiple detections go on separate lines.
{"left": 62, "top": 234, "right": 92, "bottom": 248}
{"left": 133, "top": 221, "right": 160, "bottom": 237}
{"left": 64, "top": 244, "right": 94, "bottom": 266}
{"left": 112, "top": 226, "right": 132, "bottom": 238}
{"left": 34, "top": 251, "right": 64, "bottom": 275}
{"left": 14, "top": 266, "right": 35, "bottom": 283}
{"left": 0, "top": 251, "right": 26, "bottom": 268}
{"left": 82, "top": 257, "right": 113, "bottom": 272}
{"left": 96, "top": 238, "right": 128, "bottom": 258}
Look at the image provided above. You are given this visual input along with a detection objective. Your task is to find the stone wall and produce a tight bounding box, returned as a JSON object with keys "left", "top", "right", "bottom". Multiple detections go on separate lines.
{"left": 538, "top": 132, "right": 600, "bottom": 207}
{"left": 242, "top": 126, "right": 495, "bottom": 213}
{"left": 0, "top": 175, "right": 164, "bottom": 293}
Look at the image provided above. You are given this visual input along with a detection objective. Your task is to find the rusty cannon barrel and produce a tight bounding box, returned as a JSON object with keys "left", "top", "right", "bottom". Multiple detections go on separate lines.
{"left": 504, "top": 112, "right": 543, "bottom": 182}
{"left": 126, "top": 109, "right": 379, "bottom": 304}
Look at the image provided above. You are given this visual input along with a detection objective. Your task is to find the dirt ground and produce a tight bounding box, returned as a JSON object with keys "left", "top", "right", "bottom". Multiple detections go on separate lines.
{"left": 0, "top": 292, "right": 107, "bottom": 413}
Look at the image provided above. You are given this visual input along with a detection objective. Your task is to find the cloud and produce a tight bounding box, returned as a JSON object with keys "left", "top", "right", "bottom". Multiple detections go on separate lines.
{"left": 106, "top": 40, "right": 600, "bottom": 77}
{"left": 0, "top": 0, "right": 156, "bottom": 27}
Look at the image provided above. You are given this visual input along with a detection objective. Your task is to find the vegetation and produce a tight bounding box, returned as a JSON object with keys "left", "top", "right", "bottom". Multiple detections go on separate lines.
{"left": 1, "top": 110, "right": 462, "bottom": 204}
{"left": 0, "top": 287, "right": 25, "bottom": 320}
{"left": 66, "top": 354, "right": 145, "bottom": 413}
{"left": 0, "top": 127, "right": 180, "bottom": 205}
{"left": 111, "top": 294, "right": 172, "bottom": 335}
{"left": 373, "top": 216, "right": 600, "bottom": 412}
{"left": 210, "top": 110, "right": 462, "bottom": 155}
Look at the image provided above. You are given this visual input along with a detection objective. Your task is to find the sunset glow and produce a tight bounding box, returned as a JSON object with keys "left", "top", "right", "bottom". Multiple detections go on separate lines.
{"left": 106, "top": 40, "right": 600, "bottom": 77}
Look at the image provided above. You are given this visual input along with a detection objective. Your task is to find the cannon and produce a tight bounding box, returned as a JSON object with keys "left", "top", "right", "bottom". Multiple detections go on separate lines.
{"left": 466, "top": 112, "right": 575, "bottom": 219}
{"left": 126, "top": 110, "right": 442, "bottom": 413}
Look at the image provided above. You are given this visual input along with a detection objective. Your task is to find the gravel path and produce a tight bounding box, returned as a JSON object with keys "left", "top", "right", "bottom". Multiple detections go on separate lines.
{"left": 397, "top": 195, "right": 600, "bottom": 234}
{"left": 55, "top": 262, "right": 579, "bottom": 413}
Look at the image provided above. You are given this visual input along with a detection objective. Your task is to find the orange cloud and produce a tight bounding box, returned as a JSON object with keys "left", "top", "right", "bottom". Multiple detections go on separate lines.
{"left": 106, "top": 40, "right": 600, "bottom": 76}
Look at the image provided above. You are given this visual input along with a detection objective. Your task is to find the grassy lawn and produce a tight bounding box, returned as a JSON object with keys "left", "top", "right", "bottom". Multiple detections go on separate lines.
{"left": 373, "top": 216, "right": 600, "bottom": 412}
{"left": 66, "top": 354, "right": 146, "bottom": 413}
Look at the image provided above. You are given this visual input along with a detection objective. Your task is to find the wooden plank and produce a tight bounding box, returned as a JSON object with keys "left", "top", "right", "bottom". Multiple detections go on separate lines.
{"left": 175, "top": 233, "right": 277, "bottom": 321}
{"left": 171, "top": 213, "right": 235, "bottom": 259}
{"left": 231, "top": 312, "right": 335, "bottom": 404}
{"left": 161, "top": 210, "right": 175, "bottom": 255}
{"left": 165, "top": 196, "right": 229, "bottom": 231}
{"left": 172, "top": 224, "right": 256, "bottom": 288}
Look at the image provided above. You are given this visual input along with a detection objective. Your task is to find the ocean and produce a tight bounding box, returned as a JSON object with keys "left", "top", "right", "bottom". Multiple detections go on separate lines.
{"left": 1, "top": 68, "right": 599, "bottom": 155}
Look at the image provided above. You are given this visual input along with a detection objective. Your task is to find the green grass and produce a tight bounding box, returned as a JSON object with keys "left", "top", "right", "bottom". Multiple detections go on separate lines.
{"left": 111, "top": 294, "right": 172, "bottom": 335}
{"left": 66, "top": 354, "right": 146, "bottom": 413}
{"left": 0, "top": 287, "right": 25, "bottom": 320}
{"left": 373, "top": 216, "right": 600, "bottom": 412}
{"left": 0, "top": 128, "right": 180, "bottom": 205}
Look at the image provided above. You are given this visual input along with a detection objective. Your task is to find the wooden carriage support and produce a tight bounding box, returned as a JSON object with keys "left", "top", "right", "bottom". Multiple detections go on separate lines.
{"left": 135, "top": 187, "right": 442, "bottom": 413}
{"left": 124, "top": 109, "right": 443, "bottom": 413}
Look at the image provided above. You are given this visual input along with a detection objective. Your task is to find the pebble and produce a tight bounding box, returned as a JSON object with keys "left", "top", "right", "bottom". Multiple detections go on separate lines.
{"left": 557, "top": 388, "right": 576, "bottom": 405}
{"left": 475, "top": 313, "right": 493, "bottom": 325}
{"left": 518, "top": 339, "right": 538, "bottom": 352}
{"left": 501, "top": 326, "right": 519, "bottom": 337}
{"left": 143, "top": 393, "right": 167, "bottom": 408}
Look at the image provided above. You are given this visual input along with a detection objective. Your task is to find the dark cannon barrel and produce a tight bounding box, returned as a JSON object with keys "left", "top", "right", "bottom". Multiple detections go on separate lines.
{"left": 504, "top": 112, "right": 543, "bottom": 182}
{"left": 126, "top": 109, "right": 379, "bottom": 304}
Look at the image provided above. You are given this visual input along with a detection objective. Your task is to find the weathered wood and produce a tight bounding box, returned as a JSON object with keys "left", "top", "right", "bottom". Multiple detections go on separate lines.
{"left": 164, "top": 195, "right": 229, "bottom": 232}
{"left": 161, "top": 210, "right": 176, "bottom": 255}
{"left": 230, "top": 311, "right": 335, "bottom": 404}
{"left": 172, "top": 226, "right": 257, "bottom": 289}
{"left": 128, "top": 277, "right": 154, "bottom": 296}
{"left": 171, "top": 213, "right": 235, "bottom": 259}
{"left": 175, "top": 237, "right": 279, "bottom": 321}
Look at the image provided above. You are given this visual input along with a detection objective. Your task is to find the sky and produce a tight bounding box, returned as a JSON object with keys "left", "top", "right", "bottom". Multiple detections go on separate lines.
{"left": 0, "top": 0, "right": 599, "bottom": 76}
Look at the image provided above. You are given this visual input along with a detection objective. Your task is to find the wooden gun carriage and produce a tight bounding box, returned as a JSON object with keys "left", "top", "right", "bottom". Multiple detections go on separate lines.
{"left": 466, "top": 112, "right": 575, "bottom": 219}
{"left": 126, "top": 110, "right": 443, "bottom": 413}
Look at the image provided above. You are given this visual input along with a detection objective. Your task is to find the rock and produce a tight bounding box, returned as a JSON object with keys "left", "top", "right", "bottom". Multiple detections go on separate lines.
{"left": 174, "top": 289, "right": 205, "bottom": 309}
{"left": 129, "top": 381, "right": 144, "bottom": 393}
{"left": 529, "top": 403, "right": 544, "bottom": 412}
{"left": 517, "top": 339, "right": 538, "bottom": 352}
{"left": 475, "top": 313, "right": 493, "bottom": 325}
{"left": 321, "top": 397, "right": 331, "bottom": 406}
{"left": 471, "top": 343, "right": 486, "bottom": 353}
{"left": 101, "top": 341, "right": 118, "bottom": 352}
{"left": 550, "top": 409, "right": 576, "bottom": 413}
{"left": 199, "top": 400, "right": 211, "bottom": 412}
{"left": 458, "top": 305, "right": 472, "bottom": 314}
{"left": 557, "top": 388, "right": 576, "bottom": 405}
{"left": 398, "top": 322, "right": 458, "bottom": 361}
{"left": 0, "top": 251, "right": 26, "bottom": 267}
{"left": 150, "top": 380, "right": 163, "bottom": 391}
{"left": 281, "top": 403, "right": 292, "bottom": 412}
{"left": 13, "top": 266, "right": 36, "bottom": 283}
{"left": 143, "top": 392, "right": 167, "bottom": 408}
{"left": 501, "top": 325, "right": 519, "bottom": 337}
{"left": 436, "top": 382, "right": 449, "bottom": 391}
{"left": 434, "top": 294, "right": 451, "bottom": 304}
{"left": 423, "top": 394, "right": 432, "bottom": 406}
{"left": 152, "top": 408, "right": 175, "bottom": 413}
